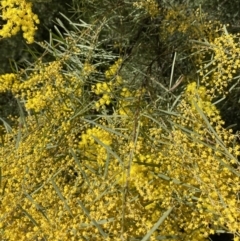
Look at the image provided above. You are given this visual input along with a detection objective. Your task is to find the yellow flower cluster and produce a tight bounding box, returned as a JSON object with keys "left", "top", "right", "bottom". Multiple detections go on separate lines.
{"left": 185, "top": 82, "right": 217, "bottom": 118}
{"left": 105, "top": 58, "right": 122, "bottom": 79}
{"left": 92, "top": 60, "right": 124, "bottom": 110}
{"left": 0, "top": 0, "right": 40, "bottom": 44}
{"left": 160, "top": 5, "right": 221, "bottom": 42}
{"left": 138, "top": 87, "right": 240, "bottom": 239}
{"left": 0, "top": 73, "right": 18, "bottom": 92}
{"left": 118, "top": 86, "right": 145, "bottom": 119}
{"left": 200, "top": 33, "right": 240, "bottom": 96}
{"left": 117, "top": 146, "right": 148, "bottom": 186}
{"left": 92, "top": 81, "right": 113, "bottom": 110}
{"left": 82, "top": 62, "right": 95, "bottom": 76}
{"left": 133, "top": 0, "right": 159, "bottom": 17}
{"left": 79, "top": 126, "right": 113, "bottom": 166}
{"left": 0, "top": 60, "right": 82, "bottom": 118}
{"left": 22, "top": 61, "right": 74, "bottom": 113}
{"left": 169, "top": 128, "right": 239, "bottom": 238}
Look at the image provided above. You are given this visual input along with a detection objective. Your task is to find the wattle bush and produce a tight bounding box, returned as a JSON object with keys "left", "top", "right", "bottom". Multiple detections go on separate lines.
{"left": 0, "top": 1, "right": 239, "bottom": 240}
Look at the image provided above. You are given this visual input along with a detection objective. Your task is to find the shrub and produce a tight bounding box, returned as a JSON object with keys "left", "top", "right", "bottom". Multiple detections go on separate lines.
{"left": 0, "top": 1, "right": 239, "bottom": 241}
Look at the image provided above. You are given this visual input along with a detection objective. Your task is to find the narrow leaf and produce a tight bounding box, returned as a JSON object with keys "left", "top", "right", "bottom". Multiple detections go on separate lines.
{"left": 51, "top": 179, "right": 73, "bottom": 216}
{"left": 141, "top": 207, "right": 174, "bottom": 241}
{"left": 91, "top": 135, "right": 124, "bottom": 168}
{"left": 77, "top": 200, "right": 108, "bottom": 238}
{"left": 0, "top": 118, "right": 12, "bottom": 133}
{"left": 24, "top": 191, "right": 49, "bottom": 221}
{"left": 69, "top": 148, "right": 90, "bottom": 185}
{"left": 17, "top": 204, "right": 39, "bottom": 227}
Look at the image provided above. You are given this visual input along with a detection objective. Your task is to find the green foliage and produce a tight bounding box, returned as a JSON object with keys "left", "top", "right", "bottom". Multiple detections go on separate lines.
{"left": 0, "top": 1, "right": 240, "bottom": 241}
